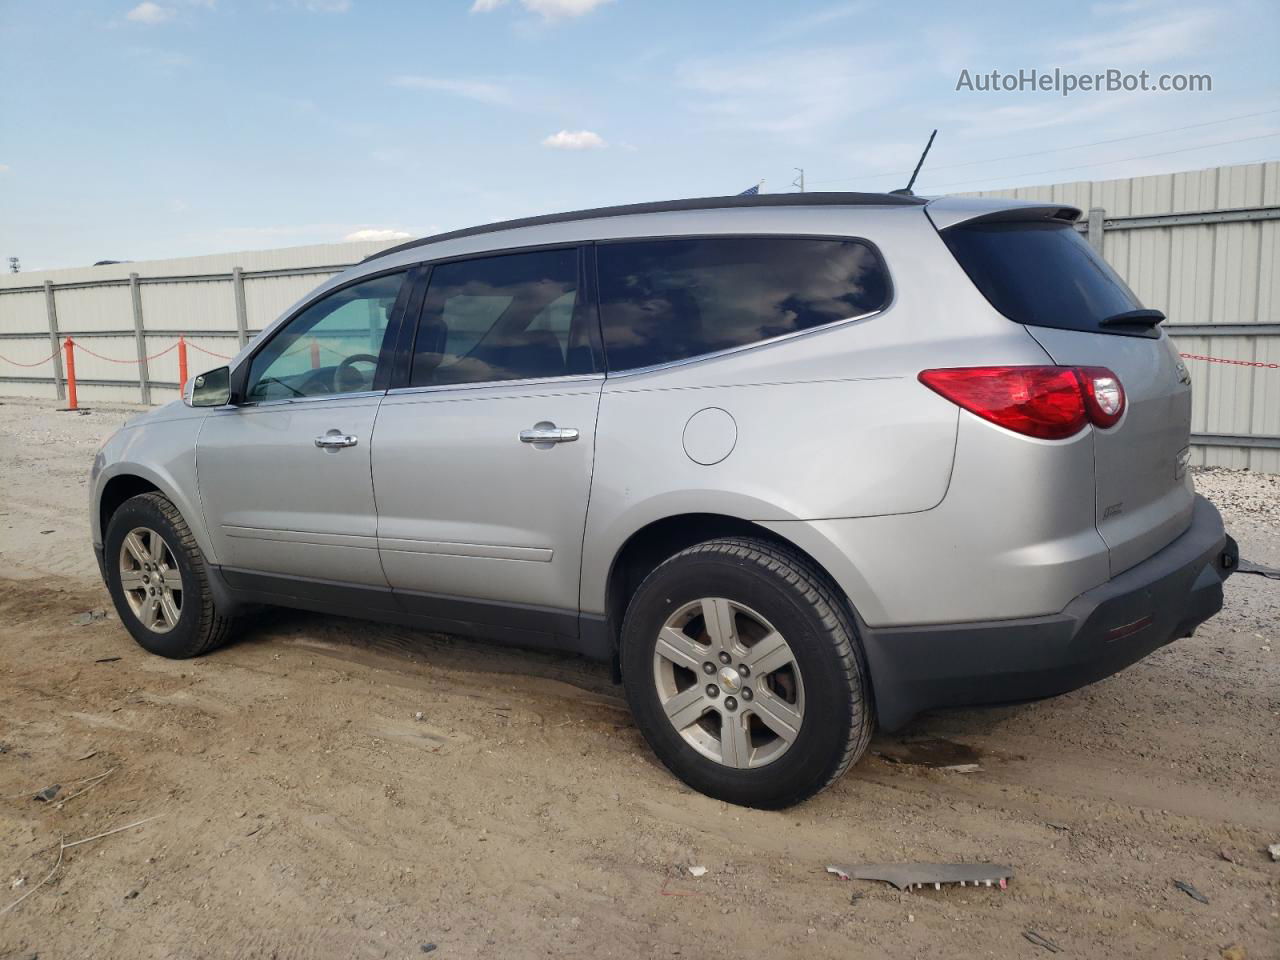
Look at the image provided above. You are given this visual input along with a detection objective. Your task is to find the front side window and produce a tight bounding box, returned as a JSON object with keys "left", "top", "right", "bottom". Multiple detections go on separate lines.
{"left": 246, "top": 272, "right": 405, "bottom": 402}
{"left": 409, "top": 247, "right": 593, "bottom": 387}
{"left": 596, "top": 236, "right": 890, "bottom": 371}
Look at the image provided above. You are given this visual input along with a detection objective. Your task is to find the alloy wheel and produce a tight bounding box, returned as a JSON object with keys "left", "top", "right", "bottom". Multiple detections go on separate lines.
{"left": 117, "top": 526, "right": 183, "bottom": 634}
{"left": 652, "top": 597, "right": 805, "bottom": 768}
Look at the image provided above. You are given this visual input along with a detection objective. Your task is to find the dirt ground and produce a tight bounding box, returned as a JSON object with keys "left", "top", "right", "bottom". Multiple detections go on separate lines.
{"left": 0, "top": 397, "right": 1277, "bottom": 960}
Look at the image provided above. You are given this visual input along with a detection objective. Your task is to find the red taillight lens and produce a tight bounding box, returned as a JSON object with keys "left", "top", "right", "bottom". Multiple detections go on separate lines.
{"left": 918, "top": 365, "right": 1125, "bottom": 440}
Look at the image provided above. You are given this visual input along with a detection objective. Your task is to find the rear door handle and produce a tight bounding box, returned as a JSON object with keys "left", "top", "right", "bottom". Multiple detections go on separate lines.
{"left": 520, "top": 423, "right": 579, "bottom": 444}
{"left": 314, "top": 433, "right": 359, "bottom": 449}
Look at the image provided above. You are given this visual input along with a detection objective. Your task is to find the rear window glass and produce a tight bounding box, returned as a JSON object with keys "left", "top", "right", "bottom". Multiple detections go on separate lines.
{"left": 596, "top": 236, "right": 889, "bottom": 371}
{"left": 942, "top": 220, "right": 1143, "bottom": 333}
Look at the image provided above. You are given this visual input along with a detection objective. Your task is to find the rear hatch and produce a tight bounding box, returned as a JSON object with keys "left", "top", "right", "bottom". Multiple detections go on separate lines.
{"left": 937, "top": 209, "right": 1194, "bottom": 576}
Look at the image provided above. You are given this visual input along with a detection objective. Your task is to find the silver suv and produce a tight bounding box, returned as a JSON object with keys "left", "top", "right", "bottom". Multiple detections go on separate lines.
{"left": 91, "top": 193, "right": 1237, "bottom": 808}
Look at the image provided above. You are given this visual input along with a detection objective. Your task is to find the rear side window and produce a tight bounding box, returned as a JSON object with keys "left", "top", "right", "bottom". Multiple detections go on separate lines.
{"left": 942, "top": 220, "right": 1143, "bottom": 333}
{"left": 596, "top": 236, "right": 890, "bottom": 371}
{"left": 409, "top": 247, "right": 596, "bottom": 387}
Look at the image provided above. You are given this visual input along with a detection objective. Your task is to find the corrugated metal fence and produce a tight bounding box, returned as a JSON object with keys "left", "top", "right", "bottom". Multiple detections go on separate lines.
{"left": 2, "top": 161, "right": 1277, "bottom": 470}
{"left": 0, "top": 241, "right": 395, "bottom": 406}
{"left": 965, "top": 160, "right": 1279, "bottom": 472}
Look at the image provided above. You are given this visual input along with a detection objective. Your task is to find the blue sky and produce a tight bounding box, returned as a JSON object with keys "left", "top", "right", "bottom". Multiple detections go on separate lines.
{"left": 1, "top": 0, "right": 1278, "bottom": 269}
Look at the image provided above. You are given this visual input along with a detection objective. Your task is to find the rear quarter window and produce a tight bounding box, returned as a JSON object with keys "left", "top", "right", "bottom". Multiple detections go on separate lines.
{"left": 596, "top": 236, "right": 890, "bottom": 371}
{"left": 941, "top": 220, "right": 1144, "bottom": 334}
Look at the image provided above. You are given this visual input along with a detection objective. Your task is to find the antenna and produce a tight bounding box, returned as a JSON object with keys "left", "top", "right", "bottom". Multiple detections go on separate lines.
{"left": 891, "top": 130, "right": 937, "bottom": 196}
{"left": 792, "top": 167, "right": 805, "bottom": 193}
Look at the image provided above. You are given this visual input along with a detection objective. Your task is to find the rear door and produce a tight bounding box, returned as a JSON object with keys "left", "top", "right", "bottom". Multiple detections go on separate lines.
{"left": 370, "top": 245, "right": 603, "bottom": 647}
{"left": 940, "top": 216, "right": 1194, "bottom": 575}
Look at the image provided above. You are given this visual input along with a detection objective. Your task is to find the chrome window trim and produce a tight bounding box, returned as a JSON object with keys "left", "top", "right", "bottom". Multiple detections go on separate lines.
{"left": 385, "top": 372, "right": 605, "bottom": 400}
{"left": 602, "top": 305, "right": 888, "bottom": 380}
{"left": 235, "top": 389, "right": 387, "bottom": 410}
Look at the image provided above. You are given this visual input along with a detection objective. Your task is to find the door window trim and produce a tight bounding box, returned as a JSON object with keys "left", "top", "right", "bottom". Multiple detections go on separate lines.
{"left": 230, "top": 264, "right": 420, "bottom": 408}
{"left": 592, "top": 233, "right": 895, "bottom": 377}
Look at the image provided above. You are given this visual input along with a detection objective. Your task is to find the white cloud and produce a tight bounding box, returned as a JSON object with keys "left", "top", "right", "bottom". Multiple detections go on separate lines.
{"left": 946, "top": 89, "right": 1149, "bottom": 142}
{"left": 679, "top": 46, "right": 890, "bottom": 139}
{"left": 391, "top": 74, "right": 512, "bottom": 106}
{"left": 126, "top": 45, "right": 194, "bottom": 70}
{"left": 344, "top": 228, "right": 413, "bottom": 242}
{"left": 200, "top": 223, "right": 420, "bottom": 248}
{"left": 294, "top": 0, "right": 351, "bottom": 11}
{"left": 541, "top": 129, "right": 606, "bottom": 149}
{"left": 126, "top": 2, "right": 175, "bottom": 24}
{"left": 1088, "top": 0, "right": 1161, "bottom": 14}
{"left": 1060, "top": 7, "right": 1217, "bottom": 67}
{"left": 471, "top": 0, "right": 612, "bottom": 20}
{"left": 523, "top": 0, "right": 610, "bottom": 16}
{"left": 771, "top": 2, "right": 867, "bottom": 40}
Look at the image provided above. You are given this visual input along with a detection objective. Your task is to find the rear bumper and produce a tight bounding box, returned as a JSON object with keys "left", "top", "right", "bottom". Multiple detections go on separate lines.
{"left": 862, "top": 495, "right": 1236, "bottom": 731}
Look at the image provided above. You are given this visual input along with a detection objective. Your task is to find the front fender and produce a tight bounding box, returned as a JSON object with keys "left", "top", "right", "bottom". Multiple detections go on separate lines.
{"left": 91, "top": 415, "right": 216, "bottom": 564}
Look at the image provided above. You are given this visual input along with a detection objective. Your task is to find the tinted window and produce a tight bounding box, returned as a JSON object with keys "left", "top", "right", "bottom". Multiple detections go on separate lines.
{"left": 595, "top": 237, "right": 889, "bottom": 371}
{"left": 410, "top": 248, "right": 594, "bottom": 387}
{"left": 942, "top": 220, "right": 1143, "bottom": 333}
{"left": 246, "top": 271, "right": 404, "bottom": 402}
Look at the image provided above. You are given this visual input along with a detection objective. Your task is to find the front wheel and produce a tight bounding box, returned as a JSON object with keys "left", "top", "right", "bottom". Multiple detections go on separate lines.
{"left": 103, "top": 492, "right": 233, "bottom": 659}
{"left": 620, "top": 537, "right": 874, "bottom": 809}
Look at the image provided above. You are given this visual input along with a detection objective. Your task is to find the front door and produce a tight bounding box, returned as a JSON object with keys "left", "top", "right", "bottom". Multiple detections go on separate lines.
{"left": 371, "top": 246, "right": 602, "bottom": 645}
{"left": 197, "top": 270, "right": 410, "bottom": 588}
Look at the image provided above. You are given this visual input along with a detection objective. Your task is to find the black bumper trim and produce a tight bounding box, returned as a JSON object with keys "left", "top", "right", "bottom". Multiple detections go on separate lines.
{"left": 861, "top": 495, "right": 1235, "bottom": 731}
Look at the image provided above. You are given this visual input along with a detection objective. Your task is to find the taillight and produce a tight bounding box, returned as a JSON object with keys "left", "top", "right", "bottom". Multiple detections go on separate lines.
{"left": 1077, "top": 366, "right": 1125, "bottom": 428}
{"left": 918, "top": 366, "right": 1125, "bottom": 440}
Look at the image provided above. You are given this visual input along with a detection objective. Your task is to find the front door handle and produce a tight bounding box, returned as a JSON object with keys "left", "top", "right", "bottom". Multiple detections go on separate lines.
{"left": 520, "top": 423, "right": 579, "bottom": 444}
{"left": 314, "top": 432, "right": 359, "bottom": 449}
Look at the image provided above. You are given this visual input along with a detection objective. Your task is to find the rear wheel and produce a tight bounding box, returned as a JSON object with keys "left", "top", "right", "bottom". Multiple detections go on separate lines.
{"left": 620, "top": 537, "right": 873, "bottom": 808}
{"left": 104, "top": 492, "right": 233, "bottom": 658}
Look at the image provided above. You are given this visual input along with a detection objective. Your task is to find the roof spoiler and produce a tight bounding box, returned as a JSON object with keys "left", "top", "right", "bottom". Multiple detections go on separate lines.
{"left": 924, "top": 196, "right": 1082, "bottom": 231}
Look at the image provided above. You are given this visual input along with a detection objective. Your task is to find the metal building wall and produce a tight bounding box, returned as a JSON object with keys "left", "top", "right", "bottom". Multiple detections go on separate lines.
{"left": 964, "top": 160, "right": 1280, "bottom": 472}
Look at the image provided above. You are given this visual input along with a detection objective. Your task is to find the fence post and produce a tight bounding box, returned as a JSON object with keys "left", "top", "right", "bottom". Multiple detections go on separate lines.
{"left": 42, "top": 280, "right": 66, "bottom": 401}
{"left": 1086, "top": 207, "right": 1106, "bottom": 252}
{"left": 63, "top": 338, "right": 78, "bottom": 411}
{"left": 232, "top": 266, "right": 249, "bottom": 348}
{"left": 178, "top": 337, "right": 188, "bottom": 394}
{"left": 129, "top": 272, "right": 151, "bottom": 405}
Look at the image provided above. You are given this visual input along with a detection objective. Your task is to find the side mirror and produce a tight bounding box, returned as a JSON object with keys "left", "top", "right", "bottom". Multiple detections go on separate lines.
{"left": 187, "top": 366, "right": 233, "bottom": 407}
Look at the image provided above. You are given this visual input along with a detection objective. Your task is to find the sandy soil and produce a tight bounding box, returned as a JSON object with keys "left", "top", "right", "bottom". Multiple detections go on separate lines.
{"left": 1, "top": 397, "right": 1277, "bottom": 960}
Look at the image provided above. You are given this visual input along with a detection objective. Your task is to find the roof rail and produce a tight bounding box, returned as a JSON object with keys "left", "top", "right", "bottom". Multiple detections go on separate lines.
{"left": 362, "top": 192, "right": 927, "bottom": 264}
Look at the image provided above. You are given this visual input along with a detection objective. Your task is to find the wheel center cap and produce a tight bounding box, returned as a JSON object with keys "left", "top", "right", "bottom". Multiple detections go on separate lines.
{"left": 717, "top": 666, "right": 742, "bottom": 692}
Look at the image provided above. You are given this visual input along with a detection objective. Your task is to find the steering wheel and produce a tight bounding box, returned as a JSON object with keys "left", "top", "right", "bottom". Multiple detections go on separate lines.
{"left": 334, "top": 353, "right": 379, "bottom": 393}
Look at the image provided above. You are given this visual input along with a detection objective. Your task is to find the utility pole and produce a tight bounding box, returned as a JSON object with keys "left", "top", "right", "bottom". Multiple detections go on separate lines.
{"left": 792, "top": 168, "right": 805, "bottom": 192}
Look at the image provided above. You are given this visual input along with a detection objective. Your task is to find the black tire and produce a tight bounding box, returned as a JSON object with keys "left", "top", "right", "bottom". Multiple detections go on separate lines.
{"left": 620, "top": 537, "right": 874, "bottom": 809}
{"left": 104, "top": 492, "right": 234, "bottom": 659}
